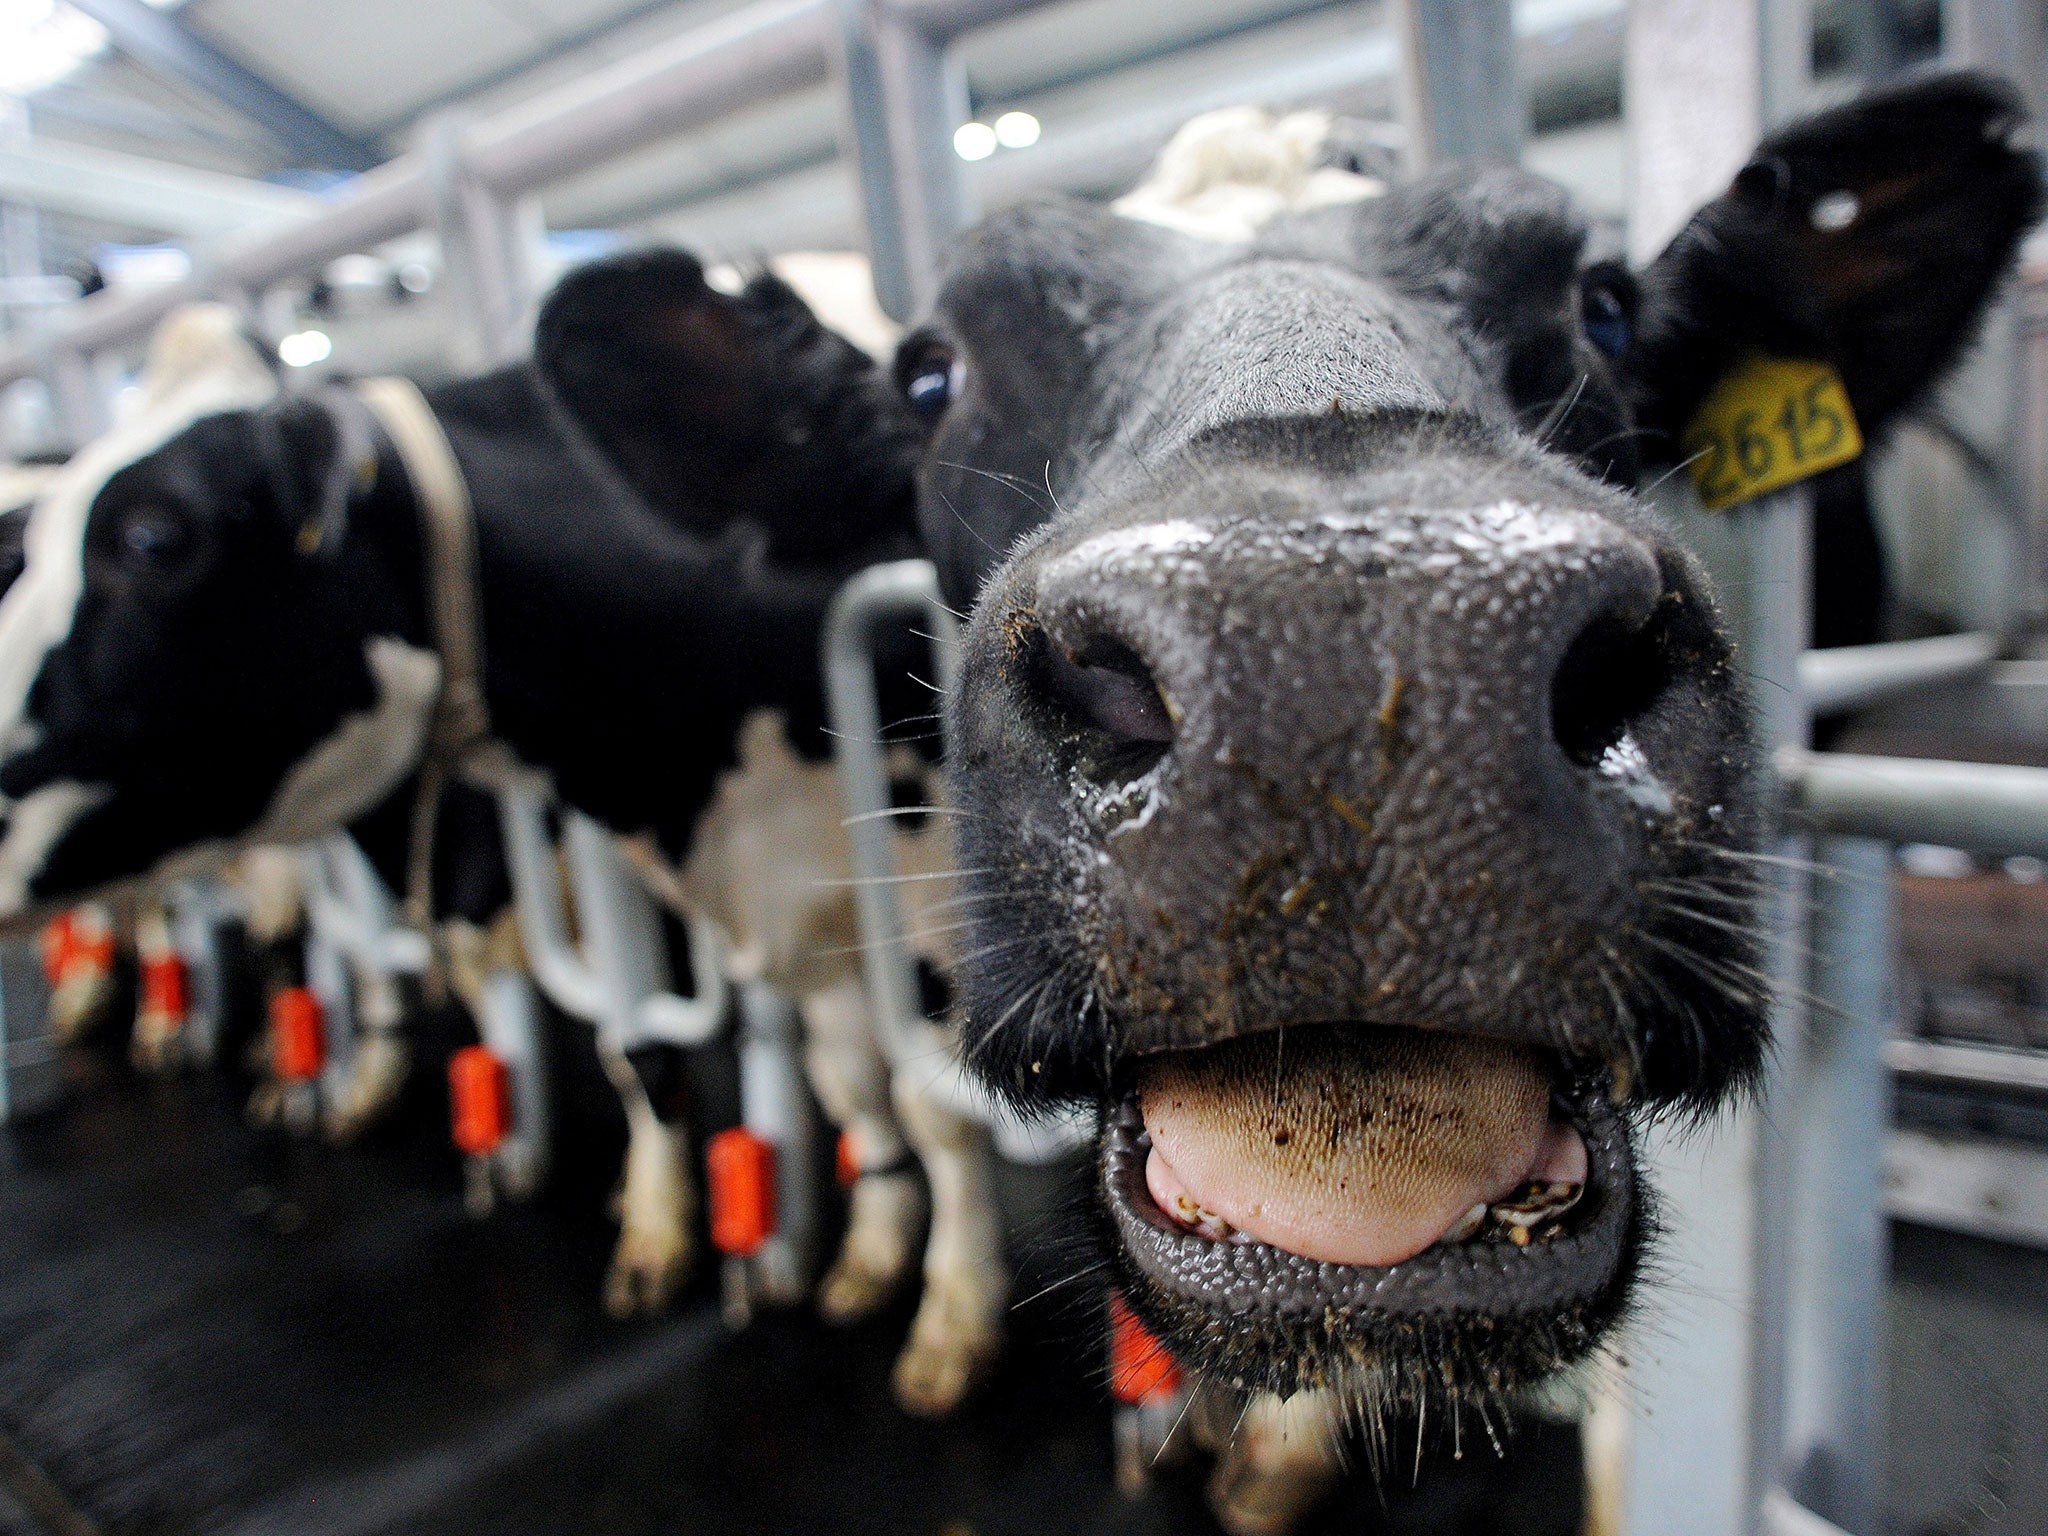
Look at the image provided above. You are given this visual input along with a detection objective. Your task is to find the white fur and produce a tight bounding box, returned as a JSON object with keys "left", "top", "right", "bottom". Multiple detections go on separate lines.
{"left": 242, "top": 637, "right": 441, "bottom": 848}
{"left": 1113, "top": 106, "right": 1384, "bottom": 243}
{"left": 0, "top": 780, "right": 107, "bottom": 913}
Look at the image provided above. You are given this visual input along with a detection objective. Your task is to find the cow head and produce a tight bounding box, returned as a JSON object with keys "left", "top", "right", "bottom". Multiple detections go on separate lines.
{"left": 0, "top": 258, "right": 920, "bottom": 922}
{"left": 667, "top": 74, "right": 2037, "bottom": 1416}
{"left": 925, "top": 74, "right": 2034, "bottom": 1411}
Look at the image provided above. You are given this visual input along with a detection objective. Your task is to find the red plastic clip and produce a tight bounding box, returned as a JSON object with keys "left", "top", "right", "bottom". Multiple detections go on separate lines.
{"left": 448, "top": 1044, "right": 512, "bottom": 1157}
{"left": 140, "top": 951, "right": 190, "bottom": 1023}
{"left": 271, "top": 987, "right": 326, "bottom": 1082}
{"left": 1109, "top": 1290, "right": 1183, "bottom": 1405}
{"left": 707, "top": 1126, "right": 777, "bottom": 1256}
{"left": 39, "top": 912, "right": 77, "bottom": 986}
{"left": 835, "top": 1129, "right": 861, "bottom": 1189}
{"left": 41, "top": 909, "right": 113, "bottom": 987}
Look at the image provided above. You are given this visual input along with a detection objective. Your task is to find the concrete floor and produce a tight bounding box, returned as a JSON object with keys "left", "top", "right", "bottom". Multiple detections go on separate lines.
{"left": 0, "top": 1034, "right": 1583, "bottom": 1536}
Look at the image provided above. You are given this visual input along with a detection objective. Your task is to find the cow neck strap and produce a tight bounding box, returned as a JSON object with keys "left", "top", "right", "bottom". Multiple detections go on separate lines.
{"left": 353, "top": 375, "right": 491, "bottom": 944}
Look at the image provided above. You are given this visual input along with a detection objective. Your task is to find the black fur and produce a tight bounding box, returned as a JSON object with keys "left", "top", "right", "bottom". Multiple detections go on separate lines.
{"left": 0, "top": 252, "right": 925, "bottom": 916}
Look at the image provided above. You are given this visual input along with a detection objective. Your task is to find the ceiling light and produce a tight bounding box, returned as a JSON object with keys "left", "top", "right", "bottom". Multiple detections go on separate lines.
{"left": 278, "top": 330, "right": 333, "bottom": 368}
{"left": 952, "top": 121, "right": 997, "bottom": 162}
{"left": 993, "top": 111, "right": 1040, "bottom": 149}
{"left": 0, "top": 1, "right": 110, "bottom": 97}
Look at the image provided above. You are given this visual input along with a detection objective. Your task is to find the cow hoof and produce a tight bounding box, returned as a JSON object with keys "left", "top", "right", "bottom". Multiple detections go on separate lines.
{"left": 129, "top": 1013, "right": 185, "bottom": 1075}
{"left": 48, "top": 974, "right": 115, "bottom": 1043}
{"left": 819, "top": 1172, "right": 922, "bottom": 1325}
{"left": 1204, "top": 1394, "right": 1345, "bottom": 1536}
{"left": 321, "top": 1036, "right": 410, "bottom": 1145}
{"left": 604, "top": 1226, "right": 692, "bottom": 1320}
{"left": 890, "top": 1283, "right": 1001, "bottom": 1418}
{"left": 245, "top": 1080, "right": 286, "bottom": 1127}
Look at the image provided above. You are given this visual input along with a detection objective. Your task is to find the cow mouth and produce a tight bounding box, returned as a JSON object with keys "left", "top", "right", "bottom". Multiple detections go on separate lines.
{"left": 1100, "top": 1022, "right": 1638, "bottom": 1399}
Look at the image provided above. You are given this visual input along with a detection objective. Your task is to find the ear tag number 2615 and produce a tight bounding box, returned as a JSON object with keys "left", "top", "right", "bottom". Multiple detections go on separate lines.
{"left": 1681, "top": 356, "right": 1863, "bottom": 511}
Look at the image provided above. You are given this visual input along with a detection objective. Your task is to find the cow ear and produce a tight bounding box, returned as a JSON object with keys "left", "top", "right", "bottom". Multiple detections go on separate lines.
{"left": 533, "top": 248, "right": 921, "bottom": 563}
{"left": 1621, "top": 69, "right": 2043, "bottom": 463}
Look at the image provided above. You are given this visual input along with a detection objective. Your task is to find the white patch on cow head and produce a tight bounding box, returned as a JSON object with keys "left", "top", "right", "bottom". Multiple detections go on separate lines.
{"left": 0, "top": 306, "right": 277, "bottom": 796}
{"left": 0, "top": 780, "right": 109, "bottom": 916}
{"left": 1113, "top": 106, "right": 1385, "bottom": 243}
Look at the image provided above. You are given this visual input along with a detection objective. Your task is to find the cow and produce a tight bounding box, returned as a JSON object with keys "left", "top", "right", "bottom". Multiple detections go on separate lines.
{"left": 0, "top": 258, "right": 1008, "bottom": 1396}
{"left": 580, "top": 73, "right": 2034, "bottom": 1532}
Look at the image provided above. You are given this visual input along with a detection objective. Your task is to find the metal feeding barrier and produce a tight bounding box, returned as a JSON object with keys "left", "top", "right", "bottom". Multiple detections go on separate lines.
{"left": 1, "top": 0, "right": 2043, "bottom": 1530}
{"left": 822, "top": 558, "right": 1092, "bottom": 1164}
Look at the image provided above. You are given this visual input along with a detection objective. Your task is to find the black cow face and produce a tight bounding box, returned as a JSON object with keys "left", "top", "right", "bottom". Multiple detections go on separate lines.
{"left": 861, "top": 73, "right": 2032, "bottom": 1413}
{"left": 0, "top": 380, "right": 433, "bottom": 921}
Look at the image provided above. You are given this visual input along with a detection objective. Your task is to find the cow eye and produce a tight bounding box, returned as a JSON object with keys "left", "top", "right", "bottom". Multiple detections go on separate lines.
{"left": 1578, "top": 265, "right": 1637, "bottom": 361}
{"left": 897, "top": 339, "right": 962, "bottom": 421}
{"left": 117, "top": 507, "right": 193, "bottom": 569}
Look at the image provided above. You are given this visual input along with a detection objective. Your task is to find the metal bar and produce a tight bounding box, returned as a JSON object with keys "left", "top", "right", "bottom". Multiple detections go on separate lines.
{"left": 0, "top": 936, "right": 58, "bottom": 1124}
{"left": 477, "top": 965, "right": 551, "bottom": 1201}
{"left": 1885, "top": 1035, "right": 2048, "bottom": 1095}
{"left": 822, "top": 559, "right": 959, "bottom": 1071}
{"left": 67, "top": 0, "right": 380, "bottom": 171}
{"left": 1392, "top": 0, "right": 1523, "bottom": 172}
{"left": 833, "top": 0, "right": 973, "bottom": 320}
{"left": 1801, "top": 632, "right": 2001, "bottom": 717}
{"left": 497, "top": 780, "right": 610, "bottom": 1024}
{"left": 1780, "top": 748, "right": 2048, "bottom": 859}
{"left": 463, "top": 0, "right": 833, "bottom": 197}
{"left": 1760, "top": 1487, "right": 1855, "bottom": 1536}
{"left": 1784, "top": 836, "right": 1891, "bottom": 1534}
{"left": 421, "top": 117, "right": 546, "bottom": 370}
{"left": 0, "top": 0, "right": 1064, "bottom": 387}
{"left": 0, "top": 137, "right": 319, "bottom": 239}
{"left": 1884, "top": 1128, "right": 2048, "bottom": 1250}
{"left": 736, "top": 981, "right": 820, "bottom": 1301}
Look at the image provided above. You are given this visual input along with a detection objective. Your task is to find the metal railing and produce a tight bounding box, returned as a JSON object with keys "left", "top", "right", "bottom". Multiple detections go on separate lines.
{"left": 4, "top": 0, "right": 2041, "bottom": 1529}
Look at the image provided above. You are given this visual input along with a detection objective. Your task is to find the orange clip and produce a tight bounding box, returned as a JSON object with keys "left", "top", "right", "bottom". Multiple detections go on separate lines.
{"left": 835, "top": 1129, "right": 861, "bottom": 1189}
{"left": 39, "top": 912, "right": 77, "bottom": 986}
{"left": 1109, "top": 1291, "right": 1183, "bottom": 1405}
{"left": 140, "top": 952, "right": 190, "bottom": 1022}
{"left": 448, "top": 1044, "right": 512, "bottom": 1157}
{"left": 707, "top": 1126, "right": 777, "bottom": 1256}
{"left": 271, "top": 987, "right": 326, "bottom": 1082}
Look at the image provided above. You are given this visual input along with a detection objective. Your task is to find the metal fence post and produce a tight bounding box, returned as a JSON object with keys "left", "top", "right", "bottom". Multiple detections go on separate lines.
{"left": 1622, "top": 5, "right": 1820, "bottom": 1533}
{"left": 1786, "top": 837, "right": 1893, "bottom": 1533}
{"left": 831, "top": 0, "right": 972, "bottom": 321}
{"left": 423, "top": 115, "right": 546, "bottom": 370}
{"left": 1391, "top": 0, "right": 1524, "bottom": 172}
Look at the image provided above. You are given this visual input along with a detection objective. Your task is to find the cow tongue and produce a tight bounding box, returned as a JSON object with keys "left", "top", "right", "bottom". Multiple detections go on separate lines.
{"left": 1138, "top": 1027, "right": 1584, "bottom": 1267}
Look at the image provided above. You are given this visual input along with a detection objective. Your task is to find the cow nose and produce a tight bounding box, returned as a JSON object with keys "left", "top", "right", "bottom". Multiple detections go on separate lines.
{"left": 995, "top": 482, "right": 1721, "bottom": 1049}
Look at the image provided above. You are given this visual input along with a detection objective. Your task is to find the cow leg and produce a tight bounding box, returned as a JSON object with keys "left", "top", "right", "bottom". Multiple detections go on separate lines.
{"left": 599, "top": 1039, "right": 695, "bottom": 1319}
{"left": 1200, "top": 1388, "right": 1347, "bottom": 1536}
{"left": 129, "top": 900, "right": 184, "bottom": 1073}
{"left": 799, "top": 977, "right": 922, "bottom": 1324}
{"left": 888, "top": 1023, "right": 1007, "bottom": 1418}
{"left": 46, "top": 903, "right": 117, "bottom": 1044}
{"left": 321, "top": 960, "right": 411, "bottom": 1143}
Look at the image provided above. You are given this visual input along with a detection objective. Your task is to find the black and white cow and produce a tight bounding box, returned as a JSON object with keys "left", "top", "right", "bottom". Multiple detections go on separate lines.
{"left": 563, "top": 71, "right": 2034, "bottom": 1528}
{"left": 0, "top": 254, "right": 1008, "bottom": 1376}
{"left": 917, "top": 68, "right": 2039, "bottom": 1508}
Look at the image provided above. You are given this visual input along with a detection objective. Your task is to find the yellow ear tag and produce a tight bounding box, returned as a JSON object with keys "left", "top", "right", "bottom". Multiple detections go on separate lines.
{"left": 296, "top": 520, "right": 325, "bottom": 556}
{"left": 1680, "top": 355, "right": 1863, "bottom": 511}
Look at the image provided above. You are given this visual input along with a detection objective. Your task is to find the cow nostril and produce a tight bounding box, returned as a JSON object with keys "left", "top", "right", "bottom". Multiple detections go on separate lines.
{"left": 1031, "top": 630, "right": 1175, "bottom": 784}
{"left": 1550, "top": 606, "right": 1673, "bottom": 767}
